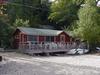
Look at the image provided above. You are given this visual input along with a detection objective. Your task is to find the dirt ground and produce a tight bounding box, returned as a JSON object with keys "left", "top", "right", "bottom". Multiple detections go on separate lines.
{"left": 0, "top": 52, "right": 100, "bottom": 75}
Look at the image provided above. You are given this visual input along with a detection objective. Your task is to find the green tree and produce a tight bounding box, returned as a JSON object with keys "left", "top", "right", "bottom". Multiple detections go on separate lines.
{"left": 49, "top": 0, "right": 84, "bottom": 29}
{"left": 0, "top": 4, "right": 11, "bottom": 48}
{"left": 0, "top": 0, "right": 51, "bottom": 48}
{"left": 13, "top": 18, "right": 29, "bottom": 28}
{"left": 7, "top": 0, "right": 50, "bottom": 27}
{"left": 74, "top": 0, "right": 100, "bottom": 51}
{"left": 0, "top": 21, "right": 11, "bottom": 48}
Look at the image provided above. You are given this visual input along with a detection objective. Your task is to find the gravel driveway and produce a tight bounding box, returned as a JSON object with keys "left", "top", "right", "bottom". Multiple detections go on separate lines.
{"left": 0, "top": 52, "right": 100, "bottom": 75}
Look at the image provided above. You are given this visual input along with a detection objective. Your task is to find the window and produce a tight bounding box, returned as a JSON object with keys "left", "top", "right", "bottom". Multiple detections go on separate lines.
{"left": 15, "top": 35, "right": 19, "bottom": 39}
{"left": 51, "top": 36, "right": 54, "bottom": 42}
{"left": 28, "top": 35, "right": 37, "bottom": 41}
{"left": 60, "top": 35, "right": 65, "bottom": 42}
{"left": 46, "top": 36, "right": 54, "bottom": 42}
{"left": 24, "top": 35, "right": 27, "bottom": 42}
{"left": 46, "top": 36, "right": 50, "bottom": 42}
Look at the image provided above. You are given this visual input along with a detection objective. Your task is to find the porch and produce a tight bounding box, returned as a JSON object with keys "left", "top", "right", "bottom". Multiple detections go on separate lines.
{"left": 18, "top": 41, "right": 78, "bottom": 54}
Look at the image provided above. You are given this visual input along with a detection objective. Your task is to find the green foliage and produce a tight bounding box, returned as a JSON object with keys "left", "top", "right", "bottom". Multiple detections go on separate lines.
{"left": 7, "top": 0, "right": 50, "bottom": 27}
{"left": 0, "top": 0, "right": 50, "bottom": 48}
{"left": 75, "top": 0, "right": 100, "bottom": 44}
{"left": 0, "top": 0, "right": 100, "bottom": 49}
{"left": 0, "top": 21, "right": 12, "bottom": 48}
{"left": 13, "top": 18, "right": 29, "bottom": 28}
{"left": 49, "top": 0, "right": 84, "bottom": 28}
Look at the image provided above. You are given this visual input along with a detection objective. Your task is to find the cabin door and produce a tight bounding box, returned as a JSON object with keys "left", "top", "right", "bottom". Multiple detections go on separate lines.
{"left": 60, "top": 35, "right": 65, "bottom": 43}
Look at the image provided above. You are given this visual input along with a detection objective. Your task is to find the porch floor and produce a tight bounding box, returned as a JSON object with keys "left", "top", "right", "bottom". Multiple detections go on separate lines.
{"left": 21, "top": 49, "right": 69, "bottom": 54}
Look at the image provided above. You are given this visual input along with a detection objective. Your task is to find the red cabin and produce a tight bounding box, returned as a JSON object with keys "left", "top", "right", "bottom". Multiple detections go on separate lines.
{"left": 13, "top": 27, "right": 72, "bottom": 49}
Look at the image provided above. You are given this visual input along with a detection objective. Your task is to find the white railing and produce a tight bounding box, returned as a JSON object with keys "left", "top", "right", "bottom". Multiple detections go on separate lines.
{"left": 19, "top": 42, "right": 71, "bottom": 50}
{"left": 19, "top": 41, "right": 88, "bottom": 53}
{"left": 19, "top": 41, "right": 80, "bottom": 50}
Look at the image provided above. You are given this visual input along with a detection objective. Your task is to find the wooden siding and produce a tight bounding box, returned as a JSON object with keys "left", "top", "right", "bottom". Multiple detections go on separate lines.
{"left": 56, "top": 32, "right": 70, "bottom": 43}
{"left": 39, "top": 36, "right": 45, "bottom": 43}
{"left": 13, "top": 29, "right": 27, "bottom": 49}
{"left": 13, "top": 29, "right": 72, "bottom": 49}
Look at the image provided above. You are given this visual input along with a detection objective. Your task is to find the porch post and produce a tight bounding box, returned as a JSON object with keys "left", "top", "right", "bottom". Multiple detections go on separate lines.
{"left": 44, "top": 36, "right": 46, "bottom": 43}
{"left": 54, "top": 36, "right": 56, "bottom": 43}
{"left": 37, "top": 36, "right": 39, "bottom": 43}
{"left": 28, "top": 41, "right": 31, "bottom": 50}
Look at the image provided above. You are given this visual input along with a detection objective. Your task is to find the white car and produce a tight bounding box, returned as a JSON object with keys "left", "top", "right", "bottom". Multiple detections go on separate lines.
{"left": 67, "top": 48, "right": 89, "bottom": 55}
{"left": 96, "top": 47, "right": 100, "bottom": 50}
{"left": 96, "top": 47, "right": 100, "bottom": 52}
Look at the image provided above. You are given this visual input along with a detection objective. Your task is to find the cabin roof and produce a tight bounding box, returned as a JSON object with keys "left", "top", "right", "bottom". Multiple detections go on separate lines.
{"left": 17, "top": 27, "right": 65, "bottom": 36}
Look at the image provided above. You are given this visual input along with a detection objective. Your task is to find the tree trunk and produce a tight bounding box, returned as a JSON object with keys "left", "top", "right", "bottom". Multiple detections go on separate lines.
{"left": 89, "top": 43, "right": 96, "bottom": 53}
{"left": 0, "top": 56, "right": 2, "bottom": 62}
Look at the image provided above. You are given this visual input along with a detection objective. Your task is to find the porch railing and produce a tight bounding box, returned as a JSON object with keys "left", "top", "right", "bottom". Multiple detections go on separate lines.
{"left": 18, "top": 41, "right": 88, "bottom": 53}
{"left": 19, "top": 42, "right": 73, "bottom": 50}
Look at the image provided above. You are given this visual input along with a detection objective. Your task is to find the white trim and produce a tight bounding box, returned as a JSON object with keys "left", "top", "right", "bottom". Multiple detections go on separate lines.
{"left": 54, "top": 36, "right": 56, "bottom": 42}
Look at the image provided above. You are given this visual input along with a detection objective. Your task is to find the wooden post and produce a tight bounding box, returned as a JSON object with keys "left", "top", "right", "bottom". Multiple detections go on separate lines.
{"left": 44, "top": 36, "right": 46, "bottom": 42}
{"left": 27, "top": 41, "right": 30, "bottom": 50}
{"left": 54, "top": 36, "right": 56, "bottom": 43}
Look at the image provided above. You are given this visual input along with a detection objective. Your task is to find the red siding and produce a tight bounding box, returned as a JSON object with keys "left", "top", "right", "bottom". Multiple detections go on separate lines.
{"left": 13, "top": 29, "right": 20, "bottom": 49}
{"left": 13, "top": 29, "right": 27, "bottom": 49}
{"left": 52, "top": 32, "right": 71, "bottom": 43}
{"left": 39, "top": 36, "right": 45, "bottom": 43}
{"left": 55, "top": 36, "right": 59, "bottom": 42}
{"left": 20, "top": 34, "right": 27, "bottom": 43}
{"left": 57, "top": 32, "right": 70, "bottom": 43}
{"left": 13, "top": 29, "right": 72, "bottom": 49}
